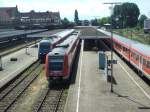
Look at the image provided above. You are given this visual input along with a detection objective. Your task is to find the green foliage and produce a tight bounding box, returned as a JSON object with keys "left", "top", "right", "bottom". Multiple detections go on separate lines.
{"left": 74, "top": 9, "right": 79, "bottom": 25}
{"left": 61, "top": 17, "right": 70, "bottom": 25}
{"left": 113, "top": 27, "right": 150, "bottom": 45}
{"left": 98, "top": 17, "right": 110, "bottom": 26}
{"left": 138, "top": 14, "right": 147, "bottom": 28}
{"left": 61, "top": 18, "right": 74, "bottom": 28}
{"left": 113, "top": 2, "right": 140, "bottom": 28}
{"left": 91, "top": 19, "right": 98, "bottom": 26}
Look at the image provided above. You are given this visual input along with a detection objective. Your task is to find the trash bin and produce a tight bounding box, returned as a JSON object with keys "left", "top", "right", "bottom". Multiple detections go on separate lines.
{"left": 99, "top": 51, "right": 106, "bottom": 69}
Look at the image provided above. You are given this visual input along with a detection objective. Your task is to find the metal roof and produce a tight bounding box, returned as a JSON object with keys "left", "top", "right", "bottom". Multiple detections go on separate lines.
{"left": 0, "top": 29, "right": 47, "bottom": 39}
{"left": 27, "top": 31, "right": 57, "bottom": 38}
{"left": 27, "top": 29, "right": 74, "bottom": 39}
{"left": 53, "top": 29, "right": 75, "bottom": 37}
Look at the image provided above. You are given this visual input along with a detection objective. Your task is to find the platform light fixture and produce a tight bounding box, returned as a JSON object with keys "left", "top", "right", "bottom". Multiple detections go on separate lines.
{"left": 103, "top": 2, "right": 122, "bottom": 93}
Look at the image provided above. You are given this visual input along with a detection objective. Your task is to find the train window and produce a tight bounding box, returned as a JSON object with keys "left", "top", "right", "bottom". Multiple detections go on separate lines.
{"left": 140, "top": 56, "right": 142, "bottom": 64}
{"left": 143, "top": 59, "right": 146, "bottom": 65}
{"left": 131, "top": 52, "right": 134, "bottom": 57}
{"left": 49, "top": 61, "right": 63, "bottom": 71}
{"left": 135, "top": 55, "right": 139, "bottom": 60}
{"left": 123, "top": 47, "right": 127, "bottom": 52}
{"left": 40, "top": 44, "right": 49, "bottom": 49}
{"left": 123, "top": 47, "right": 129, "bottom": 52}
{"left": 49, "top": 56, "right": 64, "bottom": 71}
{"left": 131, "top": 52, "right": 139, "bottom": 61}
{"left": 131, "top": 52, "right": 136, "bottom": 58}
{"left": 147, "top": 61, "right": 150, "bottom": 69}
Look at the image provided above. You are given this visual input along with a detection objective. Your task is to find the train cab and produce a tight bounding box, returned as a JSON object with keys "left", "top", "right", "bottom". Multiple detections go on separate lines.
{"left": 38, "top": 39, "right": 52, "bottom": 63}
{"left": 45, "top": 32, "right": 80, "bottom": 85}
{"left": 46, "top": 47, "right": 66, "bottom": 82}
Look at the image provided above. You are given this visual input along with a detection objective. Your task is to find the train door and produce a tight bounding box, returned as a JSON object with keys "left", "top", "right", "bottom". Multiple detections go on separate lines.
{"left": 139, "top": 55, "right": 143, "bottom": 70}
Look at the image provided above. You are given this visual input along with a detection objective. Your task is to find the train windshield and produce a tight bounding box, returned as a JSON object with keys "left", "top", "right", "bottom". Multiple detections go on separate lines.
{"left": 39, "top": 43, "right": 50, "bottom": 52}
{"left": 40, "top": 44, "right": 49, "bottom": 49}
{"left": 49, "top": 56, "right": 64, "bottom": 71}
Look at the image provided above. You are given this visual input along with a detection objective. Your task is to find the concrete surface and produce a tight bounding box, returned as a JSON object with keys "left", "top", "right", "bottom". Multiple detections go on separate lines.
{"left": 0, "top": 46, "right": 38, "bottom": 89}
{"left": 65, "top": 41, "right": 150, "bottom": 112}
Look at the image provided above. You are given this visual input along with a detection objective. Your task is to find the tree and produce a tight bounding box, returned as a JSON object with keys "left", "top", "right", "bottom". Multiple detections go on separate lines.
{"left": 74, "top": 10, "right": 79, "bottom": 25}
{"left": 61, "top": 18, "right": 74, "bottom": 28}
{"left": 138, "top": 14, "right": 147, "bottom": 28}
{"left": 113, "top": 2, "right": 140, "bottom": 28}
{"left": 98, "top": 17, "right": 111, "bottom": 26}
{"left": 61, "top": 18, "right": 70, "bottom": 27}
{"left": 91, "top": 19, "right": 98, "bottom": 26}
{"left": 113, "top": 5, "right": 123, "bottom": 28}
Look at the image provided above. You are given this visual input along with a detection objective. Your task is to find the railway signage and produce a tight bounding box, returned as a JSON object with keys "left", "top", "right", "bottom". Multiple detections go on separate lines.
{"left": 107, "top": 60, "right": 117, "bottom": 64}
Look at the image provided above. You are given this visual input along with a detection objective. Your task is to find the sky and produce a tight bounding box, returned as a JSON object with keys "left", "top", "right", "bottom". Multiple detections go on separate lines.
{"left": 0, "top": 0, "right": 150, "bottom": 21}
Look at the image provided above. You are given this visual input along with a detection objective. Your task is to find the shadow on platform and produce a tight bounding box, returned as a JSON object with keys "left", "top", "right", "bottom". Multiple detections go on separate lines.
{"left": 69, "top": 43, "right": 81, "bottom": 85}
{"left": 113, "top": 91, "right": 150, "bottom": 110}
{"left": 107, "top": 75, "right": 117, "bottom": 85}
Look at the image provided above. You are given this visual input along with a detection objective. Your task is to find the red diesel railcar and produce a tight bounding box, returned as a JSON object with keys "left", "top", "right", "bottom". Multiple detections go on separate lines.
{"left": 45, "top": 31, "right": 80, "bottom": 85}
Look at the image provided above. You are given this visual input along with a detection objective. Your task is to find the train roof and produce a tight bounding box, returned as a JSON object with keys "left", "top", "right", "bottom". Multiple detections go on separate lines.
{"left": 56, "top": 35, "right": 77, "bottom": 47}
{"left": 131, "top": 43, "right": 150, "bottom": 57}
{"left": 48, "top": 34, "right": 78, "bottom": 56}
{"left": 28, "top": 29, "right": 74, "bottom": 39}
{"left": 40, "top": 29, "right": 75, "bottom": 44}
{"left": 39, "top": 39, "right": 51, "bottom": 44}
{"left": 113, "top": 33, "right": 150, "bottom": 57}
{"left": 48, "top": 47, "right": 66, "bottom": 56}
{"left": 98, "top": 29, "right": 150, "bottom": 58}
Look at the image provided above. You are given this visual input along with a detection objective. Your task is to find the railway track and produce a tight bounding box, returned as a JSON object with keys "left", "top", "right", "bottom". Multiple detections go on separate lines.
{"left": 0, "top": 40, "right": 23, "bottom": 50}
{"left": 33, "top": 85, "right": 67, "bottom": 112}
{"left": 0, "top": 61, "right": 42, "bottom": 112}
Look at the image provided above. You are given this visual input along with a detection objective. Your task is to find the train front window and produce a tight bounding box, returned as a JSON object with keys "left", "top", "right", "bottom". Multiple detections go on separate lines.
{"left": 39, "top": 44, "right": 50, "bottom": 52}
{"left": 49, "top": 56, "right": 64, "bottom": 71}
{"left": 40, "top": 44, "right": 49, "bottom": 49}
{"left": 147, "top": 61, "right": 150, "bottom": 69}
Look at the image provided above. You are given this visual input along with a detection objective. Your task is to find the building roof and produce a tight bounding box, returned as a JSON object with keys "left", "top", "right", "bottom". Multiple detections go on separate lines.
{"left": 0, "top": 6, "right": 18, "bottom": 18}
{"left": 52, "top": 12, "right": 60, "bottom": 18}
{"left": 20, "top": 11, "right": 52, "bottom": 18}
{"left": 19, "top": 11, "right": 60, "bottom": 19}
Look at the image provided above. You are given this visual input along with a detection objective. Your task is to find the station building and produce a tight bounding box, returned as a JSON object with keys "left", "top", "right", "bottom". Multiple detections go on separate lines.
{"left": 0, "top": 5, "right": 61, "bottom": 28}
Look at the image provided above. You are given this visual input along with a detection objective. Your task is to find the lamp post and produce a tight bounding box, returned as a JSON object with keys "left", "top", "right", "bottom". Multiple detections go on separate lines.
{"left": 0, "top": 55, "right": 2, "bottom": 71}
{"left": 24, "top": 29, "right": 28, "bottom": 55}
{"left": 103, "top": 2, "right": 122, "bottom": 93}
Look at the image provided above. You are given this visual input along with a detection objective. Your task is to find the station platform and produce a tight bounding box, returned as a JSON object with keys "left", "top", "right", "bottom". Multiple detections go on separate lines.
{"left": 65, "top": 41, "right": 150, "bottom": 112}
{"left": 0, "top": 46, "right": 38, "bottom": 89}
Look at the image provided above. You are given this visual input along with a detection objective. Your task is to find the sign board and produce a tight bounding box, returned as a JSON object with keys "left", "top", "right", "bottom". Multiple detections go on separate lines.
{"left": 107, "top": 60, "right": 117, "bottom": 64}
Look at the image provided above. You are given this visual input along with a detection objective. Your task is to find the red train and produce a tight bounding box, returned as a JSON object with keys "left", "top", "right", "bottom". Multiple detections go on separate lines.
{"left": 38, "top": 29, "right": 75, "bottom": 63}
{"left": 99, "top": 29, "right": 150, "bottom": 80}
{"left": 45, "top": 31, "right": 80, "bottom": 84}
